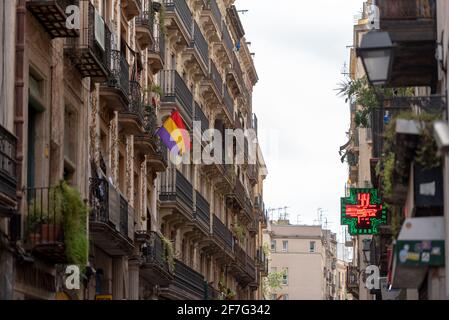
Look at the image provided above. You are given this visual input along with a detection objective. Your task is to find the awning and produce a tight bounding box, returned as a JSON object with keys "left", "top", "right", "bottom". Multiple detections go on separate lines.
{"left": 390, "top": 216, "right": 445, "bottom": 289}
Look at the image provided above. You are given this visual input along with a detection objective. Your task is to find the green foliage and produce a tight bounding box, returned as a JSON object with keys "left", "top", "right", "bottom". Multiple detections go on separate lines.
{"left": 262, "top": 243, "right": 270, "bottom": 256}
{"left": 262, "top": 269, "right": 287, "bottom": 299}
{"left": 161, "top": 235, "right": 175, "bottom": 272}
{"left": 218, "top": 279, "right": 236, "bottom": 300}
{"left": 151, "top": 84, "right": 163, "bottom": 97}
{"left": 336, "top": 76, "right": 414, "bottom": 128}
{"left": 159, "top": 3, "right": 167, "bottom": 35}
{"left": 382, "top": 152, "right": 395, "bottom": 197}
{"left": 232, "top": 221, "right": 246, "bottom": 243}
{"left": 60, "top": 182, "right": 88, "bottom": 267}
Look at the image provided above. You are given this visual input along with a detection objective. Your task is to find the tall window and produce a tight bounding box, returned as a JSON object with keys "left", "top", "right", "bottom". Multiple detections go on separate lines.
{"left": 271, "top": 294, "right": 277, "bottom": 300}
{"left": 282, "top": 268, "right": 288, "bottom": 285}
{"left": 282, "top": 240, "right": 288, "bottom": 252}
{"left": 271, "top": 240, "right": 276, "bottom": 252}
{"left": 310, "top": 241, "right": 316, "bottom": 253}
{"left": 283, "top": 294, "right": 289, "bottom": 300}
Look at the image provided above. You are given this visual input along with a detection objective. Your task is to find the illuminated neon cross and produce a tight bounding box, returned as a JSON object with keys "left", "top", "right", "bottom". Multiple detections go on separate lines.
{"left": 341, "top": 188, "right": 387, "bottom": 235}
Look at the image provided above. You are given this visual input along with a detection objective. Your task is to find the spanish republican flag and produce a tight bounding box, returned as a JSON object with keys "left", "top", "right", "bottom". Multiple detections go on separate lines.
{"left": 156, "top": 110, "right": 191, "bottom": 156}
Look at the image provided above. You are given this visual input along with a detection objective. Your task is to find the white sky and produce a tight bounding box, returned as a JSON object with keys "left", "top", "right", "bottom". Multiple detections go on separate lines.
{"left": 236, "top": 0, "right": 364, "bottom": 239}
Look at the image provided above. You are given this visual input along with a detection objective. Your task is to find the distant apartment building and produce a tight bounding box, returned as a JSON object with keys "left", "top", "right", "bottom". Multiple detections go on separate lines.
{"left": 268, "top": 222, "right": 337, "bottom": 300}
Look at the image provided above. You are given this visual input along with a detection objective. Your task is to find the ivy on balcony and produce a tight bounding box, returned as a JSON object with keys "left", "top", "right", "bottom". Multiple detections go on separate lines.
{"left": 336, "top": 76, "right": 414, "bottom": 128}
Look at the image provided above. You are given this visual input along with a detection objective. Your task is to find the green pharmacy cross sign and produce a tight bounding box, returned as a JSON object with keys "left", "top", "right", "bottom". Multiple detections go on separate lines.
{"left": 341, "top": 188, "right": 387, "bottom": 235}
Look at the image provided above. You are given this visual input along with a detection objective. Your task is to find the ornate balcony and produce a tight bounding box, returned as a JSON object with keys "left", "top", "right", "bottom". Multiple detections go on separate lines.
{"left": 256, "top": 247, "right": 268, "bottom": 277}
{"left": 26, "top": 0, "right": 80, "bottom": 38}
{"left": 89, "top": 177, "right": 134, "bottom": 256}
{"left": 135, "top": 106, "right": 168, "bottom": 172}
{"left": 24, "top": 186, "right": 67, "bottom": 263}
{"left": 136, "top": 10, "right": 155, "bottom": 49}
{"left": 200, "top": 0, "right": 222, "bottom": 43}
{"left": 161, "top": 70, "right": 193, "bottom": 124}
{"left": 248, "top": 215, "right": 258, "bottom": 235}
{"left": 136, "top": 231, "right": 174, "bottom": 285}
{"left": 377, "top": 0, "right": 437, "bottom": 88}
{"left": 100, "top": 50, "right": 130, "bottom": 112}
{"left": 148, "top": 26, "right": 165, "bottom": 74}
{"left": 119, "top": 81, "right": 145, "bottom": 135}
{"left": 227, "top": 52, "right": 243, "bottom": 96}
{"left": 162, "top": 0, "right": 193, "bottom": 47}
{"left": 202, "top": 59, "right": 223, "bottom": 103}
{"left": 159, "top": 168, "right": 194, "bottom": 219}
{"left": 230, "top": 244, "right": 256, "bottom": 285}
{"left": 212, "top": 215, "right": 234, "bottom": 261}
{"left": 161, "top": 259, "right": 205, "bottom": 300}
{"left": 229, "top": 178, "right": 245, "bottom": 211}
{"left": 194, "top": 102, "right": 209, "bottom": 137}
{"left": 122, "top": 0, "right": 142, "bottom": 21}
{"left": 219, "top": 25, "right": 234, "bottom": 65}
{"left": 184, "top": 21, "right": 209, "bottom": 75}
{"left": 194, "top": 191, "right": 210, "bottom": 234}
{"left": 222, "top": 86, "right": 235, "bottom": 126}
{"left": 0, "top": 125, "right": 17, "bottom": 216}
{"left": 65, "top": 2, "right": 111, "bottom": 82}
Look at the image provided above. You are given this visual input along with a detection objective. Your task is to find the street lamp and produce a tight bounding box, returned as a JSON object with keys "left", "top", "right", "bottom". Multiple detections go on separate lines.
{"left": 356, "top": 30, "right": 394, "bottom": 87}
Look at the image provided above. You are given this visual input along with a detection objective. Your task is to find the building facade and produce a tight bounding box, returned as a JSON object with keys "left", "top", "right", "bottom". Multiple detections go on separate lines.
{"left": 268, "top": 223, "right": 336, "bottom": 300}
{"left": 0, "top": 0, "right": 268, "bottom": 300}
{"left": 342, "top": 0, "right": 449, "bottom": 300}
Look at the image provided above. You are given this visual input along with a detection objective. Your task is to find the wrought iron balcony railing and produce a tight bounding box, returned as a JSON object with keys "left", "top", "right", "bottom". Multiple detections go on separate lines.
{"left": 234, "top": 244, "right": 246, "bottom": 268}
{"left": 136, "top": 10, "right": 155, "bottom": 35}
{"left": 105, "top": 49, "right": 130, "bottom": 102}
{"left": 191, "top": 21, "right": 209, "bottom": 68}
{"left": 24, "top": 186, "right": 68, "bottom": 263}
{"left": 245, "top": 255, "right": 256, "bottom": 280}
{"left": 222, "top": 25, "right": 234, "bottom": 55}
{"left": 172, "top": 259, "right": 205, "bottom": 299}
{"left": 26, "top": 0, "right": 80, "bottom": 38}
{"left": 194, "top": 102, "right": 209, "bottom": 135}
{"left": 195, "top": 191, "right": 210, "bottom": 230}
{"left": 210, "top": 59, "right": 223, "bottom": 97}
{"left": 163, "top": 0, "right": 193, "bottom": 38}
{"left": 160, "top": 167, "right": 194, "bottom": 214}
{"left": 223, "top": 86, "right": 234, "bottom": 121}
{"left": 89, "top": 177, "right": 129, "bottom": 238}
{"left": 138, "top": 231, "right": 174, "bottom": 282}
{"left": 0, "top": 125, "right": 17, "bottom": 203}
{"left": 65, "top": 2, "right": 111, "bottom": 81}
{"left": 207, "top": 0, "right": 221, "bottom": 28}
{"left": 129, "top": 80, "right": 145, "bottom": 122}
{"left": 212, "top": 215, "right": 233, "bottom": 252}
{"left": 161, "top": 70, "right": 193, "bottom": 118}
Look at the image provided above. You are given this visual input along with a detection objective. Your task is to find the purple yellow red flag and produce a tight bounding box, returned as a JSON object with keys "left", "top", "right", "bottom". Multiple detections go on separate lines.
{"left": 156, "top": 110, "right": 191, "bottom": 156}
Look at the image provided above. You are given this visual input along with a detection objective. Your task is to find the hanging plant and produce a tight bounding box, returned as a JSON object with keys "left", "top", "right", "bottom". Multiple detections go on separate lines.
{"left": 161, "top": 235, "right": 175, "bottom": 272}
{"left": 59, "top": 181, "right": 88, "bottom": 268}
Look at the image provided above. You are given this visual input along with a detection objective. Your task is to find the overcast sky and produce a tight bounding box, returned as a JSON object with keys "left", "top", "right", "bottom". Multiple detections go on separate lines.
{"left": 237, "top": 0, "right": 363, "bottom": 240}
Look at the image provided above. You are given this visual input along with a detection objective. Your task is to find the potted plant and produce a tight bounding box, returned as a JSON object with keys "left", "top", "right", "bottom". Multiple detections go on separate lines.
{"left": 40, "top": 186, "right": 63, "bottom": 243}
{"left": 26, "top": 213, "right": 42, "bottom": 245}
